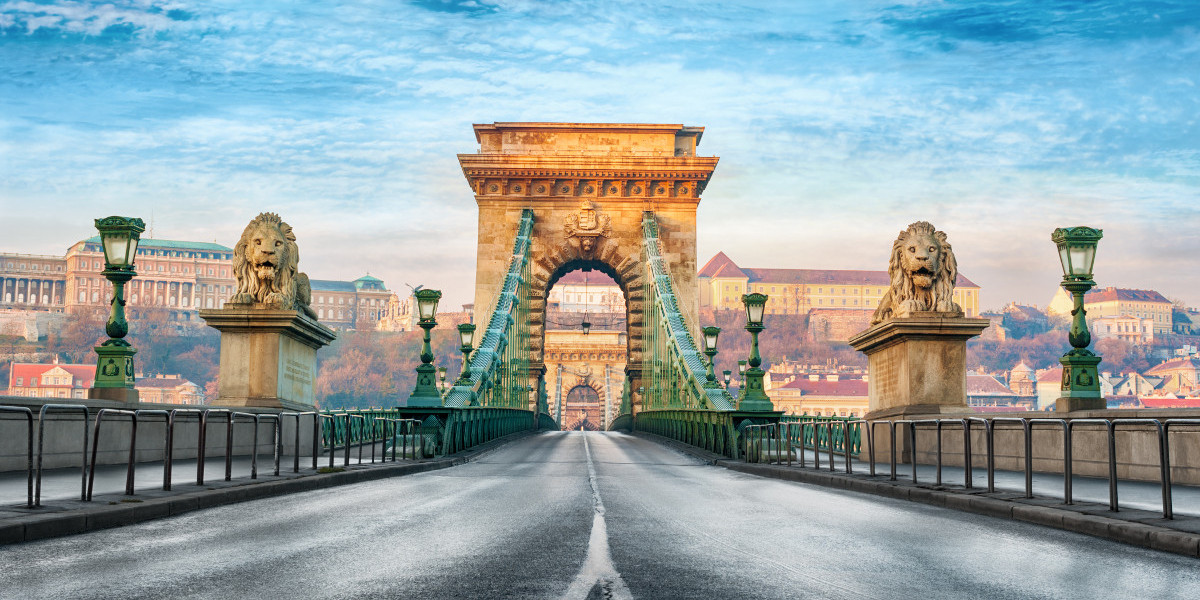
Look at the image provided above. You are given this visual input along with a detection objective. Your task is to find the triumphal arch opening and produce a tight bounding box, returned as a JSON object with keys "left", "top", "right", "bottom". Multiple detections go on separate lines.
{"left": 458, "top": 123, "right": 719, "bottom": 419}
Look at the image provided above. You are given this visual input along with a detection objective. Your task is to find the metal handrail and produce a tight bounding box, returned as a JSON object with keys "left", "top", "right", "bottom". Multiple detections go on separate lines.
{"left": 134, "top": 409, "right": 169, "bottom": 493}
{"left": 164, "top": 408, "right": 202, "bottom": 491}
{"left": 865, "top": 416, "right": 1186, "bottom": 519}
{"left": 87, "top": 408, "right": 137, "bottom": 500}
{"left": 1163, "top": 419, "right": 1200, "bottom": 519}
{"left": 0, "top": 406, "right": 35, "bottom": 507}
{"left": 36, "top": 404, "right": 89, "bottom": 506}
{"left": 197, "top": 409, "right": 232, "bottom": 486}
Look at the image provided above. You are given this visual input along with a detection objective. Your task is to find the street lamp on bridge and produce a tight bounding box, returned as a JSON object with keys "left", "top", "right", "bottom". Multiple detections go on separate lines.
{"left": 737, "top": 293, "right": 774, "bottom": 411}
{"left": 723, "top": 370, "right": 732, "bottom": 390}
{"left": 1052, "top": 226, "right": 1104, "bottom": 412}
{"left": 89, "top": 215, "right": 145, "bottom": 402}
{"left": 456, "top": 323, "right": 476, "bottom": 384}
{"left": 408, "top": 288, "right": 443, "bottom": 407}
{"left": 702, "top": 326, "right": 721, "bottom": 388}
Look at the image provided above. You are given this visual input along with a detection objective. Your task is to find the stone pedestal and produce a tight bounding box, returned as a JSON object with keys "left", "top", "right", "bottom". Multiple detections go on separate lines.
{"left": 848, "top": 313, "right": 989, "bottom": 419}
{"left": 199, "top": 308, "right": 336, "bottom": 410}
{"left": 88, "top": 343, "right": 140, "bottom": 402}
{"left": 1057, "top": 353, "right": 1105, "bottom": 412}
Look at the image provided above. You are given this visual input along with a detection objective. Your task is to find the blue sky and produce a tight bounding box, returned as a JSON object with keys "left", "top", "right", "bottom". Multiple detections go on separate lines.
{"left": 2, "top": 0, "right": 1199, "bottom": 309}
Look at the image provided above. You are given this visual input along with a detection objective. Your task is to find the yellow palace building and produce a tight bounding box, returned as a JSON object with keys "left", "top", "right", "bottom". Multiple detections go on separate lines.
{"left": 698, "top": 252, "right": 981, "bottom": 318}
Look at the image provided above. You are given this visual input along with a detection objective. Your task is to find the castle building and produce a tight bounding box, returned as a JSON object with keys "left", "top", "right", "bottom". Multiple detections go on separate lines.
{"left": 698, "top": 252, "right": 981, "bottom": 318}
{"left": 1091, "top": 315, "right": 1156, "bottom": 344}
{"left": 1, "top": 238, "right": 390, "bottom": 331}
{"left": 547, "top": 271, "right": 624, "bottom": 313}
{"left": 309, "top": 275, "right": 392, "bottom": 329}
{"left": 768, "top": 374, "right": 868, "bottom": 417}
{"left": 1048, "top": 286, "right": 1173, "bottom": 336}
{"left": 8, "top": 362, "right": 203, "bottom": 403}
{"left": 7, "top": 362, "right": 93, "bottom": 399}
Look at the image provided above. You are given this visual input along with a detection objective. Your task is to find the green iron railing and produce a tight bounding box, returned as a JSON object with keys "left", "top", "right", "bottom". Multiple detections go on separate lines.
{"left": 639, "top": 213, "right": 735, "bottom": 411}
{"left": 782, "top": 415, "right": 862, "bottom": 455}
{"left": 632, "top": 409, "right": 741, "bottom": 458}
{"left": 444, "top": 210, "right": 536, "bottom": 411}
{"left": 319, "top": 409, "right": 402, "bottom": 449}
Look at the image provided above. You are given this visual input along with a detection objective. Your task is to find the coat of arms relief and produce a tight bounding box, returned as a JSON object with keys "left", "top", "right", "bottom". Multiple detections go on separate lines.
{"left": 564, "top": 199, "right": 611, "bottom": 254}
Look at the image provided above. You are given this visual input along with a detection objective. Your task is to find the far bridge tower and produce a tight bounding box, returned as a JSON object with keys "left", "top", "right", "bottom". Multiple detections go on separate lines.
{"left": 458, "top": 122, "right": 719, "bottom": 400}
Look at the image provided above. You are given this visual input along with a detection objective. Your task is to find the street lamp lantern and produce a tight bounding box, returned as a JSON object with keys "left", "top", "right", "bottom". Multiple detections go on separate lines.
{"left": 1051, "top": 227, "right": 1105, "bottom": 412}
{"left": 702, "top": 326, "right": 720, "bottom": 353}
{"left": 456, "top": 322, "right": 476, "bottom": 384}
{"left": 408, "top": 288, "right": 443, "bottom": 407}
{"left": 743, "top": 292, "right": 767, "bottom": 326}
{"left": 89, "top": 216, "right": 145, "bottom": 402}
{"left": 738, "top": 293, "right": 774, "bottom": 411}
{"left": 581, "top": 320, "right": 592, "bottom": 335}
{"left": 1052, "top": 227, "right": 1103, "bottom": 281}
{"left": 95, "top": 216, "right": 144, "bottom": 269}
{"left": 415, "top": 288, "right": 441, "bottom": 322}
{"left": 723, "top": 370, "right": 732, "bottom": 390}
{"left": 438, "top": 366, "right": 447, "bottom": 391}
{"left": 702, "top": 326, "right": 721, "bottom": 388}
{"left": 458, "top": 322, "right": 476, "bottom": 349}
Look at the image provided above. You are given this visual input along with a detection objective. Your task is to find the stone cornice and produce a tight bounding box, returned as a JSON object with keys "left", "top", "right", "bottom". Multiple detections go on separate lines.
{"left": 199, "top": 307, "right": 337, "bottom": 347}
{"left": 848, "top": 313, "right": 990, "bottom": 354}
{"left": 459, "top": 155, "right": 720, "bottom": 200}
{"left": 458, "top": 154, "right": 718, "bottom": 179}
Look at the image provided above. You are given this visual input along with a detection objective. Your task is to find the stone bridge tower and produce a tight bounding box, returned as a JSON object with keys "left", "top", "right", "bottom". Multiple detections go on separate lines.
{"left": 459, "top": 122, "right": 719, "bottom": 396}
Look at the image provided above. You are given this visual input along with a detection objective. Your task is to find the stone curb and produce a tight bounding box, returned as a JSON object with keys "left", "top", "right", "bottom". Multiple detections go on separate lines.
{"left": 0, "top": 431, "right": 531, "bottom": 546}
{"left": 636, "top": 432, "right": 1200, "bottom": 559}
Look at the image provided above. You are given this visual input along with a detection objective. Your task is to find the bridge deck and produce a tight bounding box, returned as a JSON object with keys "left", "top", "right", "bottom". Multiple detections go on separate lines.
{"left": 3, "top": 432, "right": 1198, "bottom": 598}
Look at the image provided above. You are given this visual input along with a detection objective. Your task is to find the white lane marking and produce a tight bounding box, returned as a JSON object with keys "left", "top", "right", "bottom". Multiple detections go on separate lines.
{"left": 563, "top": 432, "right": 633, "bottom": 600}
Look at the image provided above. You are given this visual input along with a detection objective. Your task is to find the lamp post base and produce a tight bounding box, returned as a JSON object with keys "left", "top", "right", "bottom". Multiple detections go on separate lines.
{"left": 408, "top": 363, "right": 443, "bottom": 407}
{"left": 1057, "top": 353, "right": 1104, "bottom": 412}
{"left": 738, "top": 367, "right": 774, "bottom": 411}
{"left": 89, "top": 343, "right": 138, "bottom": 403}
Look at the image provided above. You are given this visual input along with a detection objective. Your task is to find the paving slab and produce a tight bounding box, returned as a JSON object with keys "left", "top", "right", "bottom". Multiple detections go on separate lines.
{"left": 636, "top": 431, "right": 1200, "bottom": 560}
{"left": 0, "top": 430, "right": 531, "bottom": 545}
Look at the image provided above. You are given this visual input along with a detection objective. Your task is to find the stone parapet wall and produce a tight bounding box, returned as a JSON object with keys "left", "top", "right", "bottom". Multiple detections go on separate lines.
{"left": 865, "top": 409, "right": 1200, "bottom": 485}
{"left": 0, "top": 395, "right": 319, "bottom": 472}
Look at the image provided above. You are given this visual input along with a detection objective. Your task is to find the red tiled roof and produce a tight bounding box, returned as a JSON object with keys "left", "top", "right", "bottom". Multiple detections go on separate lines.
{"left": 9, "top": 363, "right": 93, "bottom": 387}
{"left": 1146, "top": 356, "right": 1200, "bottom": 375}
{"left": 1139, "top": 397, "right": 1200, "bottom": 409}
{"left": 699, "top": 253, "right": 980, "bottom": 288}
{"left": 554, "top": 270, "right": 617, "bottom": 286}
{"left": 1036, "top": 367, "right": 1063, "bottom": 383}
{"left": 967, "top": 374, "right": 1015, "bottom": 396}
{"left": 1084, "top": 287, "right": 1170, "bottom": 304}
{"left": 135, "top": 378, "right": 196, "bottom": 390}
{"left": 778, "top": 378, "right": 868, "bottom": 396}
{"left": 698, "top": 252, "right": 748, "bottom": 279}
{"left": 807, "top": 308, "right": 873, "bottom": 316}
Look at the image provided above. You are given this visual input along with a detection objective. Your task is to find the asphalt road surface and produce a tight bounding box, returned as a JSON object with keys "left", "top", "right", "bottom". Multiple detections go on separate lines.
{"left": 3, "top": 431, "right": 1200, "bottom": 599}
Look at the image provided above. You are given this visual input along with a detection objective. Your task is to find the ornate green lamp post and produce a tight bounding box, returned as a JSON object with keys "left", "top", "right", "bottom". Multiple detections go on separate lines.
{"left": 1052, "top": 227, "right": 1104, "bottom": 412}
{"left": 738, "top": 293, "right": 774, "bottom": 411}
{"left": 89, "top": 216, "right": 145, "bottom": 402}
{"left": 456, "top": 323, "right": 476, "bottom": 384}
{"left": 438, "top": 367, "right": 448, "bottom": 393}
{"left": 723, "top": 370, "right": 732, "bottom": 390}
{"left": 407, "top": 288, "right": 443, "bottom": 407}
{"left": 702, "top": 326, "right": 721, "bottom": 388}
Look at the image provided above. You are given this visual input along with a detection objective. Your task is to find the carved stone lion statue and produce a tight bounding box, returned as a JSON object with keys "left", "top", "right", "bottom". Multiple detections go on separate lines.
{"left": 228, "top": 212, "right": 318, "bottom": 319}
{"left": 870, "top": 221, "right": 961, "bottom": 325}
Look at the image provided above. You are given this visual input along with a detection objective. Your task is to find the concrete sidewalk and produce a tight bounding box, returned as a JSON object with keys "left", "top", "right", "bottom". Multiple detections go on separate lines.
{"left": 639, "top": 432, "right": 1200, "bottom": 559}
{"left": 0, "top": 434, "right": 527, "bottom": 545}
